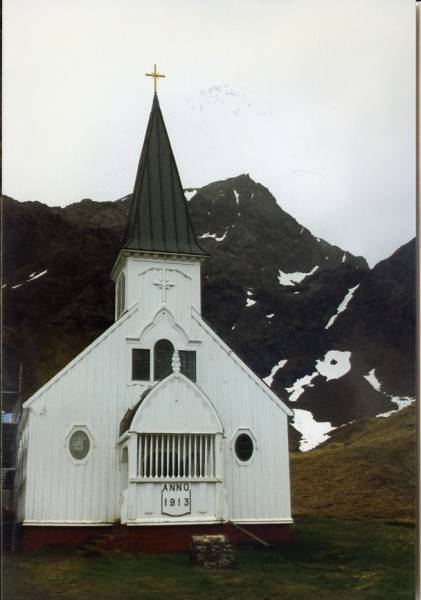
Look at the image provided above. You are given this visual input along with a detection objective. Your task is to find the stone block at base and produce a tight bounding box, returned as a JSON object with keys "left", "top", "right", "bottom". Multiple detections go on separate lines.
{"left": 190, "top": 534, "right": 235, "bottom": 568}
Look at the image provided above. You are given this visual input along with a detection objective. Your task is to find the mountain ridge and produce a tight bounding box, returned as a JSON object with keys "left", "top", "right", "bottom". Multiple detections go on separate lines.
{"left": 2, "top": 175, "right": 415, "bottom": 454}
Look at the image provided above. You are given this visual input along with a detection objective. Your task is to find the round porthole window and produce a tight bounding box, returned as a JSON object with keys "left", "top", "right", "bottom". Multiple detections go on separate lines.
{"left": 234, "top": 433, "right": 254, "bottom": 462}
{"left": 69, "top": 430, "right": 90, "bottom": 460}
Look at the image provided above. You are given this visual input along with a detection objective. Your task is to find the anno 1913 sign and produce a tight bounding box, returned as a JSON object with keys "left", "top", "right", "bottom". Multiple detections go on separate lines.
{"left": 161, "top": 482, "right": 191, "bottom": 516}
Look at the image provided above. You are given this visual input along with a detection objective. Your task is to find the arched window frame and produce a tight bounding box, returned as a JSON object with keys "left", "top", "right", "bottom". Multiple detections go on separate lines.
{"left": 130, "top": 341, "right": 198, "bottom": 383}
{"left": 116, "top": 272, "right": 126, "bottom": 318}
{"left": 153, "top": 339, "right": 174, "bottom": 381}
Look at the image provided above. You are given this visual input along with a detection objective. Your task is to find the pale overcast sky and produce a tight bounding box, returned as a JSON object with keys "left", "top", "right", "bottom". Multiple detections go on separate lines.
{"left": 3, "top": 0, "right": 416, "bottom": 266}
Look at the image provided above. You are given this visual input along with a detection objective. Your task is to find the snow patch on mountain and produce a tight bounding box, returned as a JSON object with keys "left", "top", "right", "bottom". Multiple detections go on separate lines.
{"left": 362, "top": 368, "right": 415, "bottom": 418}
{"left": 364, "top": 368, "right": 381, "bottom": 391}
{"left": 10, "top": 269, "right": 48, "bottom": 290}
{"left": 292, "top": 409, "right": 335, "bottom": 451}
{"left": 316, "top": 350, "right": 351, "bottom": 381}
{"left": 245, "top": 289, "right": 256, "bottom": 307}
{"left": 184, "top": 189, "right": 197, "bottom": 201}
{"left": 199, "top": 229, "right": 228, "bottom": 242}
{"left": 377, "top": 396, "right": 415, "bottom": 418}
{"left": 325, "top": 284, "right": 360, "bottom": 329}
{"left": 278, "top": 265, "right": 318, "bottom": 286}
{"left": 263, "top": 358, "right": 288, "bottom": 387}
{"left": 266, "top": 313, "right": 274, "bottom": 319}
{"left": 285, "top": 350, "right": 351, "bottom": 405}
{"left": 234, "top": 189, "right": 239, "bottom": 204}
{"left": 28, "top": 269, "right": 48, "bottom": 281}
{"left": 286, "top": 371, "right": 318, "bottom": 402}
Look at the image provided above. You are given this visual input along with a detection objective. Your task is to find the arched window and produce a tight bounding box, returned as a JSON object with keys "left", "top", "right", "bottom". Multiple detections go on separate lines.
{"left": 154, "top": 339, "right": 174, "bottom": 380}
{"left": 116, "top": 272, "right": 126, "bottom": 318}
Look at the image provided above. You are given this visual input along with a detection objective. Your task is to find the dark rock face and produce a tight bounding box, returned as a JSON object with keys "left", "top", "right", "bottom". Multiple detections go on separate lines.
{"left": 329, "top": 240, "right": 416, "bottom": 398}
{"left": 3, "top": 175, "right": 415, "bottom": 444}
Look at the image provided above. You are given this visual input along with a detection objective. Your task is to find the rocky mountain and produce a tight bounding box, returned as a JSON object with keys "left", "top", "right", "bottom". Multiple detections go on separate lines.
{"left": 2, "top": 174, "right": 415, "bottom": 451}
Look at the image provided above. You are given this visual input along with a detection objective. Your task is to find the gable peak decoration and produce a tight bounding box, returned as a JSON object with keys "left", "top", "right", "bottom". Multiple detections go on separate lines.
{"left": 122, "top": 69, "right": 206, "bottom": 257}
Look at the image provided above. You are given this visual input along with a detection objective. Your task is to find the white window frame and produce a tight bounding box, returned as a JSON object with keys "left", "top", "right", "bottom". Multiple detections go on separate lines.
{"left": 64, "top": 425, "right": 95, "bottom": 465}
{"left": 231, "top": 428, "right": 257, "bottom": 466}
{"left": 126, "top": 342, "right": 199, "bottom": 386}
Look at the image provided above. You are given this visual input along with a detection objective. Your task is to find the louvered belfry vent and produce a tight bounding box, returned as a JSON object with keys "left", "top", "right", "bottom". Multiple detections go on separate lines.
{"left": 123, "top": 93, "right": 206, "bottom": 256}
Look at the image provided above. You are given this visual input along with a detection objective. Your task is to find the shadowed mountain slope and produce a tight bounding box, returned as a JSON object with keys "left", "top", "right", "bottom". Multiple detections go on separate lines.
{"left": 3, "top": 175, "right": 415, "bottom": 453}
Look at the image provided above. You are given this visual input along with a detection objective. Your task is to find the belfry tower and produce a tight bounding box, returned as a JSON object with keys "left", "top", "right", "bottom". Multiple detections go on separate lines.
{"left": 111, "top": 69, "right": 206, "bottom": 325}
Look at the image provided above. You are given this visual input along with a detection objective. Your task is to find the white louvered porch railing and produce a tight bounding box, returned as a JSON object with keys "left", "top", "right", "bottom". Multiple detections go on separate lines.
{"left": 136, "top": 433, "right": 216, "bottom": 479}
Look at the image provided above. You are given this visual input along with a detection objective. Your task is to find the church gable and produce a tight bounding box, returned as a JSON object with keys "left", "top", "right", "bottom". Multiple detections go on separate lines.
{"left": 128, "top": 373, "right": 223, "bottom": 434}
{"left": 23, "top": 304, "right": 139, "bottom": 409}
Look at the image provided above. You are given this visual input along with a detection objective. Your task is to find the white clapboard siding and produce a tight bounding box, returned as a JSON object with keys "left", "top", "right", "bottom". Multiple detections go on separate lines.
{"left": 22, "top": 307, "right": 145, "bottom": 524}
{"left": 20, "top": 254, "right": 292, "bottom": 526}
{"left": 190, "top": 313, "right": 292, "bottom": 523}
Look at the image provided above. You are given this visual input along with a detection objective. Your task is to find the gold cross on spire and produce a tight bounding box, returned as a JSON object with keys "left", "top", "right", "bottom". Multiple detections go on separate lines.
{"left": 145, "top": 64, "right": 166, "bottom": 93}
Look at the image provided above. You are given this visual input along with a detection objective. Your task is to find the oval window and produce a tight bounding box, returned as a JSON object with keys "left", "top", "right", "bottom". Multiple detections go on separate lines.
{"left": 69, "top": 430, "right": 90, "bottom": 460}
{"left": 235, "top": 433, "right": 254, "bottom": 462}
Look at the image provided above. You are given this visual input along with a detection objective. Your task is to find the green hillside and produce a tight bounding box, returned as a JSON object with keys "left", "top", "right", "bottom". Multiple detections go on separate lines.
{"left": 290, "top": 405, "right": 416, "bottom": 523}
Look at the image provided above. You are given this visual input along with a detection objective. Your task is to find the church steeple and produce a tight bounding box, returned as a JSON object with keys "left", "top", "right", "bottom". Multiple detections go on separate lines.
{"left": 122, "top": 93, "right": 205, "bottom": 256}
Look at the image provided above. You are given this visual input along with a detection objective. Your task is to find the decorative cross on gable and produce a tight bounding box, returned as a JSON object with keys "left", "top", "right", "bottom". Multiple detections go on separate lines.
{"left": 153, "top": 268, "right": 175, "bottom": 304}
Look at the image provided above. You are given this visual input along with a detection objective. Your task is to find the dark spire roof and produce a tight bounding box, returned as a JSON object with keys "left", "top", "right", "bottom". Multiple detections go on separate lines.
{"left": 123, "top": 93, "right": 205, "bottom": 256}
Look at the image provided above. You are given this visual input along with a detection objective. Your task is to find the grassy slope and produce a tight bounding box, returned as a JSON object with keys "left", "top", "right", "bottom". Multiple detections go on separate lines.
{"left": 290, "top": 405, "right": 416, "bottom": 523}
{"left": 4, "top": 518, "right": 415, "bottom": 600}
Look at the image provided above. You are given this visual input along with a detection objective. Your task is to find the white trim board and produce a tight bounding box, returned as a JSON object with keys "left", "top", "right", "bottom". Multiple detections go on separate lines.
{"left": 191, "top": 308, "right": 293, "bottom": 417}
{"left": 23, "top": 304, "right": 138, "bottom": 407}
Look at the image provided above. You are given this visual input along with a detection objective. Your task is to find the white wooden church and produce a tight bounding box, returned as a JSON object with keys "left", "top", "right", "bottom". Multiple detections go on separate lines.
{"left": 16, "top": 77, "right": 293, "bottom": 551}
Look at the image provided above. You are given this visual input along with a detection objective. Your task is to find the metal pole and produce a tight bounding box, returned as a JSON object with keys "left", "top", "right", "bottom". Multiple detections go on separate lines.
{"left": 10, "top": 362, "right": 23, "bottom": 552}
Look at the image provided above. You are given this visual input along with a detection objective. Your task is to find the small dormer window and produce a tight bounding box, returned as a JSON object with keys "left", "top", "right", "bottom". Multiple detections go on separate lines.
{"left": 116, "top": 272, "right": 126, "bottom": 318}
{"left": 154, "top": 339, "right": 174, "bottom": 380}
